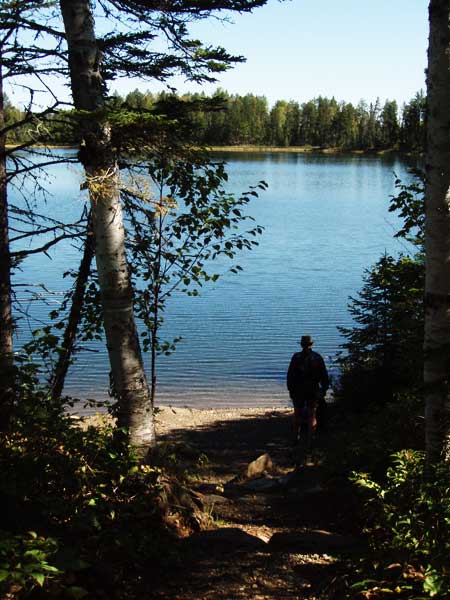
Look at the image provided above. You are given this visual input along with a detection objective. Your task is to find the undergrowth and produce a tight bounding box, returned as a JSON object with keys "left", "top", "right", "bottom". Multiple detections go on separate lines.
{"left": 322, "top": 399, "right": 449, "bottom": 599}
{"left": 0, "top": 399, "right": 204, "bottom": 599}
{"left": 349, "top": 450, "right": 449, "bottom": 599}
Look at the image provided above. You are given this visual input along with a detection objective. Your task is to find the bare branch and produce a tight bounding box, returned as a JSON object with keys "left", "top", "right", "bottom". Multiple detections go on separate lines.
{"left": 13, "top": 16, "right": 65, "bottom": 40}
{"left": 10, "top": 219, "right": 86, "bottom": 243}
{"left": 11, "top": 231, "right": 83, "bottom": 259}
{"left": 1, "top": 101, "right": 61, "bottom": 138}
{"left": 6, "top": 157, "right": 78, "bottom": 182}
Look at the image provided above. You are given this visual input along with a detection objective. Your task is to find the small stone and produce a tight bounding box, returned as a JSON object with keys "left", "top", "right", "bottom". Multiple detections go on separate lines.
{"left": 246, "top": 453, "right": 274, "bottom": 479}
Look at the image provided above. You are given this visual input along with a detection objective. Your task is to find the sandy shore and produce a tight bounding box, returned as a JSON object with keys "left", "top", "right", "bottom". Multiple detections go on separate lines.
{"left": 79, "top": 405, "right": 293, "bottom": 436}
{"left": 154, "top": 405, "right": 292, "bottom": 437}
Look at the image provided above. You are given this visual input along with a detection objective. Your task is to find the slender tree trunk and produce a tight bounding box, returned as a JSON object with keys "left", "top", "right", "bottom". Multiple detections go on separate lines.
{"left": 424, "top": 0, "right": 450, "bottom": 464}
{"left": 0, "top": 55, "right": 14, "bottom": 429}
{"left": 150, "top": 292, "right": 159, "bottom": 409}
{"left": 59, "top": 0, "right": 156, "bottom": 452}
{"left": 51, "top": 216, "right": 94, "bottom": 401}
{"left": 150, "top": 197, "right": 164, "bottom": 409}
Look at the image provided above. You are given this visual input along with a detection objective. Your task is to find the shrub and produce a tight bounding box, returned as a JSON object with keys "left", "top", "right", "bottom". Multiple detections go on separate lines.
{"left": 0, "top": 401, "right": 199, "bottom": 599}
{"left": 0, "top": 532, "right": 59, "bottom": 596}
{"left": 349, "top": 451, "right": 450, "bottom": 599}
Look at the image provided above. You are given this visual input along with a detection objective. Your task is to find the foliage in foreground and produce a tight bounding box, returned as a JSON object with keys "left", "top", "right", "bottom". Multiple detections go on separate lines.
{"left": 349, "top": 451, "right": 450, "bottom": 599}
{"left": 0, "top": 396, "right": 203, "bottom": 599}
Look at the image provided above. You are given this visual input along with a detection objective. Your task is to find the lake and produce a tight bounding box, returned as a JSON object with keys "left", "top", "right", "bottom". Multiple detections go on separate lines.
{"left": 11, "top": 150, "right": 417, "bottom": 409}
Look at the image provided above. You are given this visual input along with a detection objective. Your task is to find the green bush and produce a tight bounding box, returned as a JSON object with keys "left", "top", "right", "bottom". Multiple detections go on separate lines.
{"left": 350, "top": 450, "right": 450, "bottom": 598}
{"left": 0, "top": 531, "right": 59, "bottom": 595}
{"left": 0, "top": 401, "right": 198, "bottom": 599}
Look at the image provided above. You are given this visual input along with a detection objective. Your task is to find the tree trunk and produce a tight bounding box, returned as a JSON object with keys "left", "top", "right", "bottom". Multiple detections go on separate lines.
{"left": 0, "top": 55, "right": 14, "bottom": 430}
{"left": 424, "top": 0, "right": 450, "bottom": 464}
{"left": 59, "top": 0, "right": 156, "bottom": 452}
{"left": 51, "top": 216, "right": 94, "bottom": 401}
{"left": 150, "top": 202, "right": 164, "bottom": 409}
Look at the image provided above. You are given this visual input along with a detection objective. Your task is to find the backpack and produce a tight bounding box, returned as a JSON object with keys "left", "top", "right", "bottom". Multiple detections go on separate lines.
{"left": 288, "top": 351, "right": 322, "bottom": 394}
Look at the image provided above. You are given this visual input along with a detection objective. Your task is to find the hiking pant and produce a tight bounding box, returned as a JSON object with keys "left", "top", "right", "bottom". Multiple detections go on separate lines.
{"left": 291, "top": 390, "right": 321, "bottom": 433}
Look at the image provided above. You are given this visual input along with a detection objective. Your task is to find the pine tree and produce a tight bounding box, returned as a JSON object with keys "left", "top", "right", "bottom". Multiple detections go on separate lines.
{"left": 339, "top": 171, "right": 425, "bottom": 411}
{"left": 339, "top": 255, "right": 424, "bottom": 409}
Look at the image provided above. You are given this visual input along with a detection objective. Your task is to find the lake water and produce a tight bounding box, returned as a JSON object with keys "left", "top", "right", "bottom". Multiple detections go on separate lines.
{"left": 11, "top": 150, "right": 416, "bottom": 409}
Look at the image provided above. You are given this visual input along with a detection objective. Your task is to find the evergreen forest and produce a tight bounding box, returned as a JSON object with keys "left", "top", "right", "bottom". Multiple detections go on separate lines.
{"left": 4, "top": 89, "right": 426, "bottom": 152}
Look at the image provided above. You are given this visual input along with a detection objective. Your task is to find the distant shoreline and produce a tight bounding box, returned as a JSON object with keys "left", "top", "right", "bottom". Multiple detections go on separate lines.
{"left": 6, "top": 143, "right": 407, "bottom": 156}
{"left": 208, "top": 145, "right": 401, "bottom": 155}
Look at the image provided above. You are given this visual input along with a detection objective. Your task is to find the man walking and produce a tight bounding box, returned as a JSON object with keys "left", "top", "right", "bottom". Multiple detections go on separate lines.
{"left": 287, "top": 335, "right": 329, "bottom": 448}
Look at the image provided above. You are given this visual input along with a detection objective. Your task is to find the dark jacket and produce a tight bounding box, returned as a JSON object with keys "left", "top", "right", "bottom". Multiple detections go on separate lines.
{"left": 287, "top": 349, "right": 329, "bottom": 398}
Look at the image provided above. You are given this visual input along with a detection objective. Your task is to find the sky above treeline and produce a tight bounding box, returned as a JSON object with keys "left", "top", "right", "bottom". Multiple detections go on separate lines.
{"left": 8, "top": 0, "right": 429, "bottom": 109}
{"left": 113, "top": 0, "right": 429, "bottom": 107}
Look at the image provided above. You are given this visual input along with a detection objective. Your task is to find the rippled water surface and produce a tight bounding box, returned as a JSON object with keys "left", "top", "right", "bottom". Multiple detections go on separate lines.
{"left": 12, "top": 150, "right": 416, "bottom": 408}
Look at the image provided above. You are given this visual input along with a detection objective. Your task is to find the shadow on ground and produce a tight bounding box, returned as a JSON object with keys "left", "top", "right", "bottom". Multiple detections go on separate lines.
{"left": 152, "top": 409, "right": 360, "bottom": 600}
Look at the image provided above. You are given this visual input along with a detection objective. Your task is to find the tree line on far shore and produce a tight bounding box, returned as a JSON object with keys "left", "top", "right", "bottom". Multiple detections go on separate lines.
{"left": 4, "top": 88, "right": 426, "bottom": 152}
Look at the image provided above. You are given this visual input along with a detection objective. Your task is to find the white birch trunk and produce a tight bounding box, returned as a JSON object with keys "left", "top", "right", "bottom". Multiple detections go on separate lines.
{"left": 59, "top": 0, "right": 155, "bottom": 452}
{"left": 424, "top": 0, "right": 450, "bottom": 464}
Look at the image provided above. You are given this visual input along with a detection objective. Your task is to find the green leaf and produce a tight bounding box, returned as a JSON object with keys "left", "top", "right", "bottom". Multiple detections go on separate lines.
{"left": 32, "top": 572, "right": 45, "bottom": 587}
{"left": 423, "top": 571, "right": 443, "bottom": 597}
{"left": 42, "top": 565, "right": 59, "bottom": 573}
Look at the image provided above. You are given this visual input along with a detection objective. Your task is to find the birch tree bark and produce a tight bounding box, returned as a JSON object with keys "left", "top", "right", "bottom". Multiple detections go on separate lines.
{"left": 424, "top": 0, "right": 450, "bottom": 464}
{"left": 59, "top": 0, "right": 156, "bottom": 452}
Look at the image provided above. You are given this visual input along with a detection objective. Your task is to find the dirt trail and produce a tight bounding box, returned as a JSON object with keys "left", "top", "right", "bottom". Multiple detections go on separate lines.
{"left": 151, "top": 407, "right": 360, "bottom": 600}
